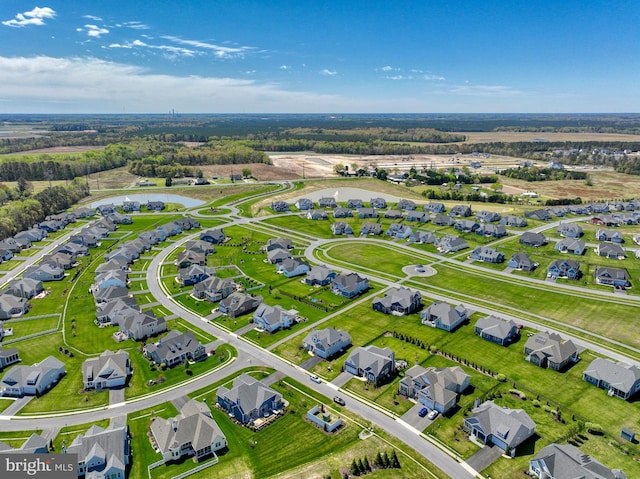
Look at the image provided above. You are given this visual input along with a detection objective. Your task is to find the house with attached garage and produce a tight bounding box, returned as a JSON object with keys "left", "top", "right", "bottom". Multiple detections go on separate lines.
{"left": 450, "top": 205, "right": 472, "bottom": 217}
{"left": 475, "top": 210, "right": 501, "bottom": 223}
{"left": 143, "top": 330, "right": 207, "bottom": 368}
{"left": 0, "top": 345, "right": 20, "bottom": 370}
{"left": 406, "top": 210, "right": 429, "bottom": 223}
{"left": 175, "top": 250, "right": 206, "bottom": 268}
{"left": 119, "top": 310, "right": 167, "bottom": 341}
{"left": 219, "top": 292, "right": 263, "bottom": 318}
{"left": 475, "top": 315, "right": 518, "bottom": 346}
{"left": 594, "top": 266, "right": 630, "bottom": 288}
{"left": 398, "top": 199, "right": 416, "bottom": 210}
{"left": 595, "top": 242, "right": 626, "bottom": 259}
{"left": 253, "top": 303, "right": 297, "bottom": 333}
{"left": 333, "top": 207, "right": 352, "bottom": 218}
{"left": 423, "top": 202, "right": 446, "bottom": 213}
{"left": 94, "top": 270, "right": 128, "bottom": 291}
{"left": 331, "top": 272, "right": 369, "bottom": 298}
{"left": 318, "top": 197, "right": 337, "bottom": 208}
{"left": 331, "top": 221, "right": 353, "bottom": 235}
{"left": 4, "top": 278, "right": 43, "bottom": 299}
{"left": 347, "top": 199, "right": 363, "bottom": 208}
{"left": 184, "top": 239, "right": 215, "bottom": 256}
{"left": 508, "top": 252, "right": 537, "bottom": 271}
{"left": 24, "top": 263, "right": 64, "bottom": 282}
{"left": 265, "top": 237, "right": 293, "bottom": 251}
{"left": 596, "top": 229, "right": 623, "bottom": 243}
{"left": 360, "top": 222, "right": 382, "bottom": 236}
{"left": 548, "top": 259, "right": 581, "bottom": 279}
{"left": 435, "top": 235, "right": 468, "bottom": 253}
{"left": 276, "top": 258, "right": 311, "bottom": 278}
{"left": 470, "top": 246, "right": 504, "bottom": 263}
{"left": 217, "top": 374, "right": 284, "bottom": 425}
{"left": 557, "top": 222, "right": 583, "bottom": 238}
{"left": 82, "top": 350, "right": 132, "bottom": 390}
{"left": 357, "top": 207, "right": 378, "bottom": 219}
{"left": 304, "top": 265, "right": 336, "bottom": 286}
{"left": 432, "top": 214, "right": 455, "bottom": 226}
{"left": 501, "top": 215, "right": 528, "bottom": 227}
{"left": 529, "top": 443, "right": 628, "bottom": 479}
{"left": 0, "top": 249, "right": 13, "bottom": 262}
{"left": 519, "top": 232, "right": 546, "bottom": 247}
{"left": 302, "top": 327, "right": 351, "bottom": 359}
{"left": 67, "top": 424, "right": 131, "bottom": 478}
{"left": 200, "top": 228, "right": 226, "bottom": 244}
{"left": 96, "top": 297, "right": 138, "bottom": 325}
{"left": 454, "top": 219, "right": 480, "bottom": 233}
{"left": 295, "top": 198, "right": 313, "bottom": 210}
{"left": 524, "top": 331, "right": 579, "bottom": 371}
{"left": 463, "top": 401, "right": 536, "bottom": 453}
{"left": 95, "top": 258, "right": 130, "bottom": 274}
{"left": 399, "top": 365, "right": 470, "bottom": 414}
{"left": 146, "top": 200, "right": 165, "bottom": 211}
{"left": 93, "top": 286, "right": 130, "bottom": 305}
{"left": 421, "top": 301, "right": 468, "bottom": 332}
{"left": 0, "top": 294, "right": 29, "bottom": 319}
{"left": 178, "top": 265, "right": 213, "bottom": 286}
{"left": 266, "top": 248, "right": 292, "bottom": 264}
{"left": 306, "top": 209, "right": 328, "bottom": 220}
{"left": 193, "top": 276, "right": 236, "bottom": 302}
{"left": 476, "top": 223, "right": 507, "bottom": 238}
{"left": 386, "top": 223, "right": 413, "bottom": 239}
{"left": 372, "top": 287, "right": 422, "bottom": 316}
{"left": 525, "top": 209, "right": 551, "bottom": 222}
{"left": 107, "top": 212, "right": 132, "bottom": 225}
{"left": 271, "top": 200, "right": 289, "bottom": 212}
{"left": 384, "top": 209, "right": 403, "bottom": 220}
{"left": 555, "top": 238, "right": 585, "bottom": 255}
{"left": 370, "top": 197, "right": 387, "bottom": 209}
{"left": 344, "top": 345, "right": 396, "bottom": 385}
{"left": 0, "top": 356, "right": 65, "bottom": 397}
{"left": 151, "top": 400, "right": 226, "bottom": 463}
{"left": 408, "top": 231, "right": 437, "bottom": 244}
{"left": 583, "top": 358, "right": 640, "bottom": 400}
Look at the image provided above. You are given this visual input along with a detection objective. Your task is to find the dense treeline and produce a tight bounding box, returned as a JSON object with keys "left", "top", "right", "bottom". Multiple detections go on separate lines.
{"left": 278, "top": 127, "right": 466, "bottom": 143}
{"left": 500, "top": 166, "right": 588, "bottom": 181}
{"left": 0, "top": 179, "right": 89, "bottom": 239}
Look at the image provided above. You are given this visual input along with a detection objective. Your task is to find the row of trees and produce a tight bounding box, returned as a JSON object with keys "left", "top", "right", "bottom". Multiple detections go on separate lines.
{"left": 500, "top": 166, "right": 588, "bottom": 182}
{"left": 280, "top": 126, "right": 465, "bottom": 143}
{"left": 347, "top": 450, "right": 401, "bottom": 477}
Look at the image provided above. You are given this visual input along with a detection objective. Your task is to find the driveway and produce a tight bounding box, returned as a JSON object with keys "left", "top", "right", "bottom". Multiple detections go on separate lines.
{"left": 400, "top": 402, "right": 437, "bottom": 431}
{"left": 300, "top": 354, "right": 323, "bottom": 371}
{"left": 466, "top": 443, "right": 503, "bottom": 472}
{"left": 109, "top": 388, "right": 125, "bottom": 405}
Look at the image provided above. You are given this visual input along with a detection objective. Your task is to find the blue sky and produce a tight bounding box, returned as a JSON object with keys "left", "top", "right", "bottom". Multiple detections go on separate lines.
{"left": 1, "top": 1, "right": 638, "bottom": 113}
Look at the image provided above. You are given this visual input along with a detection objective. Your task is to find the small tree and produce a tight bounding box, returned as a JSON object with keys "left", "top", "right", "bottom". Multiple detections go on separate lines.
{"left": 242, "top": 168, "right": 252, "bottom": 178}
{"left": 165, "top": 177, "right": 172, "bottom": 187}
{"left": 391, "top": 450, "right": 400, "bottom": 469}
{"left": 364, "top": 456, "right": 371, "bottom": 473}
{"left": 357, "top": 458, "right": 365, "bottom": 475}
{"left": 382, "top": 451, "right": 390, "bottom": 468}
{"left": 374, "top": 451, "right": 383, "bottom": 468}
{"left": 350, "top": 459, "right": 359, "bottom": 476}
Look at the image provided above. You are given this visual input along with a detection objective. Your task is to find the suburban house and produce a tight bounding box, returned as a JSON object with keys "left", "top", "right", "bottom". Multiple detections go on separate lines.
{"left": 423, "top": 202, "right": 446, "bottom": 213}
{"left": 529, "top": 443, "right": 627, "bottom": 479}
{"left": 95, "top": 297, "right": 138, "bottom": 324}
{"left": 331, "top": 221, "right": 354, "bottom": 235}
{"left": 347, "top": 199, "right": 363, "bottom": 208}
{"left": 41, "top": 252, "right": 73, "bottom": 270}
{"left": 370, "top": 197, "right": 387, "bottom": 209}
{"left": 94, "top": 270, "right": 128, "bottom": 290}
{"left": 474, "top": 315, "right": 518, "bottom": 346}
{"left": 408, "top": 231, "right": 437, "bottom": 244}
{"left": 184, "top": 239, "right": 215, "bottom": 256}
{"left": 555, "top": 238, "right": 586, "bottom": 255}
{"left": 548, "top": 259, "right": 581, "bottom": 279}
{"left": 82, "top": 350, "right": 132, "bottom": 390}
{"left": 357, "top": 207, "right": 378, "bottom": 219}
{"left": 307, "top": 209, "right": 329, "bottom": 220}
{"left": 318, "top": 197, "right": 337, "bottom": 208}
{"left": 122, "top": 200, "right": 141, "bottom": 212}
{"left": 360, "top": 222, "right": 382, "bottom": 235}
{"left": 475, "top": 210, "right": 501, "bottom": 223}
{"left": 501, "top": 215, "right": 528, "bottom": 227}
{"left": 151, "top": 400, "right": 226, "bottom": 463}
{"left": 595, "top": 242, "right": 625, "bottom": 259}
{"left": 94, "top": 286, "right": 130, "bottom": 305}
{"left": 386, "top": 223, "right": 413, "bottom": 239}
{"left": 420, "top": 301, "right": 468, "bottom": 332}
{"left": 557, "top": 223, "right": 583, "bottom": 238}
{"left": 508, "top": 252, "right": 537, "bottom": 271}
{"left": 0, "top": 345, "right": 20, "bottom": 370}
{"left": 143, "top": 330, "right": 207, "bottom": 368}
{"left": 176, "top": 250, "right": 206, "bottom": 268}
{"left": 436, "top": 235, "right": 469, "bottom": 253}
{"left": 253, "top": 303, "right": 297, "bottom": 333}
{"left": 333, "top": 207, "right": 353, "bottom": 218}
{"left": 583, "top": 358, "right": 640, "bottom": 400}
{"left": 104, "top": 247, "right": 138, "bottom": 264}
{"left": 119, "top": 310, "right": 167, "bottom": 341}
{"left": 265, "top": 237, "right": 293, "bottom": 252}
{"left": 519, "top": 232, "right": 546, "bottom": 247}
{"left": 174, "top": 217, "right": 200, "bottom": 230}
{"left": 4, "top": 278, "right": 43, "bottom": 299}
{"left": 217, "top": 374, "right": 284, "bottom": 425}
{"left": 432, "top": 214, "right": 455, "bottom": 226}
{"left": 450, "top": 205, "right": 472, "bottom": 217}
{"left": 399, "top": 365, "right": 470, "bottom": 413}
{"left": 524, "top": 331, "right": 579, "bottom": 371}
{"left": 398, "top": 199, "right": 416, "bottom": 210}
{"left": 372, "top": 287, "right": 422, "bottom": 315}
{"left": 107, "top": 212, "right": 133, "bottom": 225}
{"left": 0, "top": 433, "right": 49, "bottom": 454}
{"left": 277, "top": 258, "right": 311, "bottom": 277}
{"left": 219, "top": 292, "right": 263, "bottom": 318}
{"left": 384, "top": 209, "right": 403, "bottom": 220}
{"left": 304, "top": 265, "right": 337, "bottom": 286}
{"left": 0, "top": 356, "right": 66, "bottom": 397}
{"left": 193, "top": 276, "right": 236, "bottom": 302}
{"left": 302, "top": 327, "right": 352, "bottom": 359}
{"left": 470, "top": 246, "right": 505, "bottom": 263}
{"left": 344, "top": 345, "right": 396, "bottom": 385}
{"left": 463, "top": 401, "right": 536, "bottom": 452}
{"left": 178, "top": 265, "right": 213, "bottom": 286}
{"left": 454, "top": 219, "right": 480, "bottom": 233}
{"left": 295, "top": 198, "right": 313, "bottom": 210}
{"left": 146, "top": 200, "right": 165, "bottom": 211}
{"left": 406, "top": 211, "right": 429, "bottom": 222}
{"left": 200, "top": 228, "right": 226, "bottom": 244}
{"left": 0, "top": 294, "right": 29, "bottom": 319}
{"left": 271, "top": 201, "right": 289, "bottom": 212}
{"left": 331, "top": 272, "right": 369, "bottom": 298}
{"left": 476, "top": 224, "right": 507, "bottom": 238}
{"left": 594, "top": 266, "right": 630, "bottom": 288}
{"left": 525, "top": 209, "right": 551, "bottom": 221}
{"left": 67, "top": 424, "right": 131, "bottom": 478}
{"left": 266, "top": 248, "right": 292, "bottom": 264}
{"left": 0, "top": 249, "right": 13, "bottom": 262}
{"left": 596, "top": 229, "right": 623, "bottom": 243}
{"left": 23, "top": 263, "right": 65, "bottom": 281}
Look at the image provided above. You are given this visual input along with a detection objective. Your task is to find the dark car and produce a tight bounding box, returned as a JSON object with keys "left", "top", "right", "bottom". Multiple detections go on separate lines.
{"left": 333, "top": 396, "right": 346, "bottom": 406}
{"left": 418, "top": 407, "right": 428, "bottom": 417}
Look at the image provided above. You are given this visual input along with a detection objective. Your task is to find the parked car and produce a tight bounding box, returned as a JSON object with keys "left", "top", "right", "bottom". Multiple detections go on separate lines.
{"left": 418, "top": 407, "right": 428, "bottom": 417}
{"left": 310, "top": 375, "right": 322, "bottom": 384}
{"left": 427, "top": 409, "right": 439, "bottom": 420}
{"left": 333, "top": 396, "right": 346, "bottom": 406}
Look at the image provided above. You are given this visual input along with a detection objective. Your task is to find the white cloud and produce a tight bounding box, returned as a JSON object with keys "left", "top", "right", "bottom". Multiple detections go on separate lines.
{"left": 2, "top": 6, "right": 56, "bottom": 27}
{"left": 83, "top": 24, "right": 110, "bottom": 38}
{"left": 423, "top": 74, "right": 445, "bottom": 81}
{"left": 387, "top": 75, "right": 411, "bottom": 81}
{"left": 380, "top": 66, "right": 393, "bottom": 72}
{"left": 447, "top": 84, "right": 523, "bottom": 96}
{"left": 161, "top": 36, "right": 252, "bottom": 58}
{"left": 107, "top": 39, "right": 197, "bottom": 57}
{"left": 0, "top": 55, "right": 349, "bottom": 113}
{"left": 84, "top": 15, "right": 103, "bottom": 21}
{"left": 320, "top": 69, "right": 337, "bottom": 76}
{"left": 123, "top": 21, "right": 150, "bottom": 30}
{"left": 279, "top": 65, "right": 290, "bottom": 70}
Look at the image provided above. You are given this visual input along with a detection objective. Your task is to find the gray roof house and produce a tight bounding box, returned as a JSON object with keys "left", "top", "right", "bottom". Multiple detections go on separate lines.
{"left": 450, "top": 205, "right": 472, "bottom": 217}
{"left": 217, "top": 373, "right": 284, "bottom": 425}
{"left": 432, "top": 214, "right": 455, "bottom": 226}
{"left": 253, "top": 303, "right": 297, "bottom": 333}
{"left": 398, "top": 199, "right": 416, "bottom": 210}
{"left": 360, "top": 222, "right": 382, "bottom": 235}
{"left": 24, "top": 263, "right": 64, "bottom": 281}
{"left": 370, "top": 197, "right": 387, "bottom": 208}
{"left": 548, "top": 259, "right": 581, "bottom": 279}
{"left": 524, "top": 331, "right": 579, "bottom": 371}
{"left": 265, "top": 237, "right": 293, "bottom": 251}
{"left": 95, "top": 270, "right": 128, "bottom": 290}
{"left": 333, "top": 207, "right": 353, "bottom": 218}
{"left": 357, "top": 207, "right": 378, "bottom": 219}
{"left": 508, "top": 252, "right": 537, "bottom": 271}
{"left": 276, "top": 258, "right": 311, "bottom": 277}
{"left": 4, "top": 278, "right": 43, "bottom": 299}
{"left": 302, "top": 327, "right": 351, "bottom": 360}
{"left": 0, "top": 433, "right": 49, "bottom": 454}
{"left": 175, "top": 250, "right": 206, "bottom": 268}
{"left": 399, "top": 365, "right": 470, "bottom": 413}
{"left": 595, "top": 242, "right": 625, "bottom": 259}
{"left": 96, "top": 297, "right": 138, "bottom": 325}
{"left": 120, "top": 310, "right": 167, "bottom": 341}
{"left": 423, "top": 202, "right": 446, "bottom": 213}
{"left": 82, "top": 350, "right": 132, "bottom": 390}
{"left": 501, "top": 215, "right": 528, "bottom": 227}
{"left": 93, "top": 286, "right": 130, "bottom": 305}
{"left": 344, "top": 345, "right": 395, "bottom": 385}
{"left": 318, "top": 197, "right": 337, "bottom": 208}
{"left": 470, "top": 246, "right": 504, "bottom": 263}
{"left": 421, "top": 301, "right": 468, "bottom": 332}
{"left": 583, "top": 358, "right": 640, "bottom": 400}
{"left": 384, "top": 209, "right": 403, "bottom": 220}
{"left": 519, "top": 232, "right": 546, "bottom": 247}
{"left": 406, "top": 211, "right": 429, "bottom": 223}
{"left": 193, "top": 276, "right": 236, "bottom": 302}
{"left": 529, "top": 443, "right": 627, "bottom": 479}
{"left": 454, "top": 219, "right": 480, "bottom": 233}
{"left": 67, "top": 424, "right": 131, "bottom": 479}
{"left": 0, "top": 294, "right": 29, "bottom": 319}
{"left": 143, "top": 330, "right": 207, "bottom": 368}
{"left": 594, "top": 266, "right": 630, "bottom": 288}
{"left": 408, "top": 231, "right": 437, "bottom": 244}
{"left": 219, "top": 292, "right": 263, "bottom": 318}
{"left": 0, "top": 356, "right": 65, "bottom": 397}
{"left": 178, "top": 265, "right": 213, "bottom": 286}
{"left": 295, "top": 198, "right": 313, "bottom": 210}
{"left": 372, "top": 287, "right": 422, "bottom": 316}
{"left": 331, "top": 221, "right": 354, "bottom": 235}
{"left": 555, "top": 238, "right": 586, "bottom": 255}
{"left": 151, "top": 400, "right": 226, "bottom": 463}
{"left": 347, "top": 199, "right": 363, "bottom": 208}
{"left": 477, "top": 223, "right": 509, "bottom": 238}
{"left": 304, "top": 265, "right": 336, "bottom": 286}
{"left": 266, "top": 248, "right": 292, "bottom": 264}
{"left": 474, "top": 315, "right": 518, "bottom": 346}
{"left": 331, "top": 272, "right": 369, "bottom": 298}
{"left": 475, "top": 210, "right": 501, "bottom": 223}
{"left": 0, "top": 345, "right": 20, "bottom": 370}
{"left": 435, "top": 235, "right": 469, "bottom": 253}
{"left": 557, "top": 223, "right": 583, "bottom": 238}
{"left": 307, "top": 209, "right": 328, "bottom": 220}
{"left": 200, "top": 228, "right": 226, "bottom": 244}
{"left": 464, "top": 401, "right": 536, "bottom": 452}
{"left": 595, "top": 229, "right": 623, "bottom": 243}
{"left": 184, "top": 239, "right": 215, "bottom": 255}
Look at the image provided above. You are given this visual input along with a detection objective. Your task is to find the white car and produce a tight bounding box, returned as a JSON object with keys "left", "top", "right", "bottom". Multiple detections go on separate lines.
{"left": 310, "top": 375, "right": 322, "bottom": 384}
{"left": 427, "top": 410, "right": 439, "bottom": 420}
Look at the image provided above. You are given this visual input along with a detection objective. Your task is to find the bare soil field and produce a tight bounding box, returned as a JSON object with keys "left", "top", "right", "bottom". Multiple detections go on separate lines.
{"left": 456, "top": 131, "right": 640, "bottom": 144}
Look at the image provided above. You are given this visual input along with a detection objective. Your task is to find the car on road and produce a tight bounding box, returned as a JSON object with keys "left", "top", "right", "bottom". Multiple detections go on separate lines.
{"left": 427, "top": 409, "right": 439, "bottom": 420}
{"left": 418, "top": 407, "right": 428, "bottom": 417}
{"left": 310, "top": 375, "right": 322, "bottom": 384}
{"left": 333, "top": 396, "right": 346, "bottom": 406}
